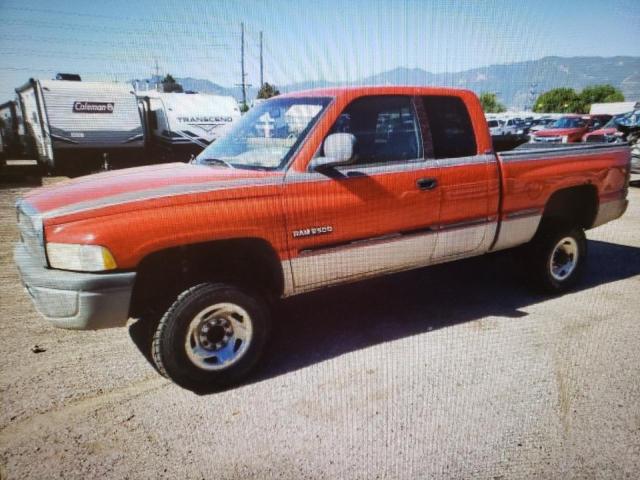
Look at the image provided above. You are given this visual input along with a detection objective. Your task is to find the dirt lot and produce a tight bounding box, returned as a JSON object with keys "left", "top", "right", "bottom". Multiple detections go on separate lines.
{"left": 1, "top": 176, "right": 639, "bottom": 479}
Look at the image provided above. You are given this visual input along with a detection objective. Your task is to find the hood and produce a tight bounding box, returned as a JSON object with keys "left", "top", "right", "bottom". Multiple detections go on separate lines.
{"left": 534, "top": 127, "right": 586, "bottom": 137}
{"left": 22, "top": 163, "right": 283, "bottom": 222}
{"left": 585, "top": 127, "right": 618, "bottom": 137}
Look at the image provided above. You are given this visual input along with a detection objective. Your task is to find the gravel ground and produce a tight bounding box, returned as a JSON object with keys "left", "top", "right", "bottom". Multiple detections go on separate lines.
{"left": 1, "top": 176, "right": 639, "bottom": 479}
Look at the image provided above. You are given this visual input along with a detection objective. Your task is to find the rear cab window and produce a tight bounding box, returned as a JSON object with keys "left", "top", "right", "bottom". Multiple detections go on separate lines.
{"left": 421, "top": 95, "right": 477, "bottom": 159}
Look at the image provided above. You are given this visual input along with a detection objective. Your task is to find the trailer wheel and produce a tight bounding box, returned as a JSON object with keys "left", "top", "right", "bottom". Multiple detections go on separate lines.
{"left": 525, "top": 221, "right": 587, "bottom": 293}
{"left": 151, "top": 282, "right": 270, "bottom": 390}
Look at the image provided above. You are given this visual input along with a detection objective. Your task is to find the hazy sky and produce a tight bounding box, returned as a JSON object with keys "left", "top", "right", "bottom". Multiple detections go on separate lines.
{"left": 1, "top": 0, "right": 639, "bottom": 98}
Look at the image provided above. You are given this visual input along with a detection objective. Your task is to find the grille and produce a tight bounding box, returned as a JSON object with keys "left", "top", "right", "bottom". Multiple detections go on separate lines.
{"left": 533, "top": 136, "right": 561, "bottom": 143}
{"left": 16, "top": 202, "right": 47, "bottom": 267}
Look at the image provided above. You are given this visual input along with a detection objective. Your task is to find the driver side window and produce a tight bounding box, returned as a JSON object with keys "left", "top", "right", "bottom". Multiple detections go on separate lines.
{"left": 325, "top": 95, "right": 422, "bottom": 166}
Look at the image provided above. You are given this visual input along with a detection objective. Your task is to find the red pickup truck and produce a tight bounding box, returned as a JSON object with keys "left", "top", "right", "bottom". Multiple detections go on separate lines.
{"left": 15, "top": 86, "right": 630, "bottom": 389}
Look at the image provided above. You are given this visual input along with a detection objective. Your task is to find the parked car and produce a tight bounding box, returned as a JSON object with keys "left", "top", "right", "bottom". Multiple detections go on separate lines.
{"left": 528, "top": 117, "right": 556, "bottom": 134}
{"left": 582, "top": 111, "right": 640, "bottom": 172}
{"left": 14, "top": 86, "right": 630, "bottom": 389}
{"left": 615, "top": 110, "right": 640, "bottom": 173}
{"left": 530, "top": 114, "right": 611, "bottom": 143}
{"left": 501, "top": 118, "right": 523, "bottom": 135}
{"left": 583, "top": 114, "right": 627, "bottom": 143}
{"left": 487, "top": 119, "right": 504, "bottom": 135}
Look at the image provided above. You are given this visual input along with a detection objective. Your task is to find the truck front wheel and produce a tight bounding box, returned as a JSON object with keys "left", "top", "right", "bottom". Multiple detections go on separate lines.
{"left": 526, "top": 222, "right": 587, "bottom": 293}
{"left": 151, "top": 282, "right": 271, "bottom": 390}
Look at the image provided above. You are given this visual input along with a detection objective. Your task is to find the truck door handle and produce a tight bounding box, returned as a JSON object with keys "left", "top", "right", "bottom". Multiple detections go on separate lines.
{"left": 416, "top": 177, "right": 438, "bottom": 190}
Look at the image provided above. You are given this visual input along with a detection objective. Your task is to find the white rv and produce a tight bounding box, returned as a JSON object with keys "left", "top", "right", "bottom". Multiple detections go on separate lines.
{"left": 15, "top": 78, "right": 146, "bottom": 173}
{"left": 0, "top": 100, "right": 24, "bottom": 159}
{"left": 0, "top": 101, "right": 15, "bottom": 161}
{"left": 138, "top": 91, "right": 240, "bottom": 162}
{"left": 590, "top": 101, "right": 640, "bottom": 116}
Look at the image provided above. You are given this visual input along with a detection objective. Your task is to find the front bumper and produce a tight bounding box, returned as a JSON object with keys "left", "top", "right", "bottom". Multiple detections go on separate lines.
{"left": 14, "top": 243, "right": 136, "bottom": 330}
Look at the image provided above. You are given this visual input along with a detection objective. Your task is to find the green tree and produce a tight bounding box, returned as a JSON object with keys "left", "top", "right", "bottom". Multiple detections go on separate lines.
{"left": 533, "top": 88, "right": 582, "bottom": 113}
{"left": 256, "top": 82, "right": 280, "bottom": 100}
{"left": 578, "top": 84, "right": 624, "bottom": 112}
{"left": 161, "top": 74, "right": 183, "bottom": 93}
{"left": 479, "top": 92, "right": 506, "bottom": 113}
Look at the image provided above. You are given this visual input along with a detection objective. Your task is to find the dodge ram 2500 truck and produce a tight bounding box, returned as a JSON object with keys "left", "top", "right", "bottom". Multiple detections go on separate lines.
{"left": 15, "top": 87, "right": 631, "bottom": 389}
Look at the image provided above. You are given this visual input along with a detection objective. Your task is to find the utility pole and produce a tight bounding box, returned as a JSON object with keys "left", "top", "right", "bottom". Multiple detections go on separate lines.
{"left": 235, "top": 23, "right": 251, "bottom": 110}
{"left": 240, "top": 22, "right": 247, "bottom": 109}
{"left": 259, "top": 31, "right": 264, "bottom": 88}
{"left": 527, "top": 82, "right": 538, "bottom": 112}
{"left": 153, "top": 58, "right": 161, "bottom": 91}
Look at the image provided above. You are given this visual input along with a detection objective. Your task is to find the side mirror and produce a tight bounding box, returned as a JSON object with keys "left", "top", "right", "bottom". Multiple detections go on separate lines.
{"left": 309, "top": 133, "right": 356, "bottom": 171}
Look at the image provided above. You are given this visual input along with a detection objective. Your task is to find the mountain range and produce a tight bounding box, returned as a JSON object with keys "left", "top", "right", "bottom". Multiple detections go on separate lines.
{"left": 142, "top": 56, "right": 640, "bottom": 109}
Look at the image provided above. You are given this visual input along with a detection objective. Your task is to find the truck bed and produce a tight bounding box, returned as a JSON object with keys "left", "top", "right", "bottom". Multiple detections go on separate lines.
{"left": 497, "top": 142, "right": 630, "bottom": 222}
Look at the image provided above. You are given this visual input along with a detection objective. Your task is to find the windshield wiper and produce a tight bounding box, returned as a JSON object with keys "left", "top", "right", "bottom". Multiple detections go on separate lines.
{"left": 199, "top": 158, "right": 235, "bottom": 169}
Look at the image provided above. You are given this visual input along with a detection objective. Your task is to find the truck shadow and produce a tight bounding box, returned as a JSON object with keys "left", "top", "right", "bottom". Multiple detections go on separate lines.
{"left": 128, "top": 239, "right": 640, "bottom": 394}
{"left": 253, "top": 239, "right": 640, "bottom": 388}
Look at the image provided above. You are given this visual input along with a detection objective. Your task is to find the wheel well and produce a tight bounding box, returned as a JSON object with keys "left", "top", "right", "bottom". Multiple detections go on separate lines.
{"left": 541, "top": 185, "right": 598, "bottom": 229}
{"left": 129, "top": 238, "right": 284, "bottom": 318}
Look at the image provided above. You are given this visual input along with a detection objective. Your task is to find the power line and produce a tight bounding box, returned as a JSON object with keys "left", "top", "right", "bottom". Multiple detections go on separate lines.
{"left": 0, "top": 66, "right": 145, "bottom": 76}
{"left": 0, "top": 33, "right": 229, "bottom": 49}
{"left": 0, "top": 50, "right": 232, "bottom": 62}
{"left": 0, "top": 6, "right": 238, "bottom": 27}
{"left": 1, "top": 18, "right": 240, "bottom": 38}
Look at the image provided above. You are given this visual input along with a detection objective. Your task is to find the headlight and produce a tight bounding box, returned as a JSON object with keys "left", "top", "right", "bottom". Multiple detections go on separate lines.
{"left": 46, "top": 243, "right": 117, "bottom": 272}
{"left": 561, "top": 135, "right": 569, "bottom": 143}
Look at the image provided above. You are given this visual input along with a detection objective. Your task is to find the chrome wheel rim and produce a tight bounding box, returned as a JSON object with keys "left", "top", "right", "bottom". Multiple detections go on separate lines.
{"left": 549, "top": 237, "right": 579, "bottom": 281}
{"left": 185, "top": 303, "right": 253, "bottom": 371}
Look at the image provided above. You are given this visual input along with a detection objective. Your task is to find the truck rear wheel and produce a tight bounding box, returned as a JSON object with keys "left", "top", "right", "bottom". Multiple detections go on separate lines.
{"left": 151, "top": 282, "right": 270, "bottom": 390}
{"left": 526, "top": 221, "right": 587, "bottom": 293}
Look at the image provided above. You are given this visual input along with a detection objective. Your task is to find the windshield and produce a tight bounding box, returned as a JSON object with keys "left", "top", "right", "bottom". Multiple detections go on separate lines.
{"left": 616, "top": 110, "right": 640, "bottom": 127}
{"left": 195, "top": 96, "right": 332, "bottom": 170}
{"left": 487, "top": 120, "right": 499, "bottom": 127}
{"left": 603, "top": 115, "right": 625, "bottom": 129}
{"left": 552, "top": 117, "right": 587, "bottom": 129}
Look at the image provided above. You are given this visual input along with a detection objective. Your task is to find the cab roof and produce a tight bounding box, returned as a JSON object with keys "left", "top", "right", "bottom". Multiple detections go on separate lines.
{"left": 279, "top": 85, "right": 476, "bottom": 100}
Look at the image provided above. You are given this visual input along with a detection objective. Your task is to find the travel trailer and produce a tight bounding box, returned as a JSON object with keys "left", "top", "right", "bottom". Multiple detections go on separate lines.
{"left": 0, "top": 100, "right": 24, "bottom": 159}
{"left": 15, "top": 77, "right": 146, "bottom": 174}
{"left": 138, "top": 91, "right": 240, "bottom": 162}
{"left": 590, "top": 101, "right": 639, "bottom": 116}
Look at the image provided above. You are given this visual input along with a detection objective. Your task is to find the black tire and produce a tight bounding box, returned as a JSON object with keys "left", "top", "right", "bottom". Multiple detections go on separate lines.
{"left": 151, "top": 282, "right": 271, "bottom": 390}
{"left": 525, "top": 221, "right": 587, "bottom": 294}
